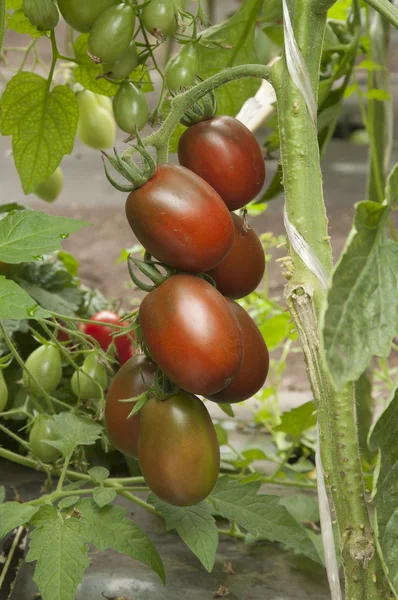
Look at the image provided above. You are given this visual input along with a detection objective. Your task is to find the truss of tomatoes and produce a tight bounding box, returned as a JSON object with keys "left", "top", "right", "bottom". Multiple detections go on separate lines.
{"left": 105, "top": 115, "right": 269, "bottom": 507}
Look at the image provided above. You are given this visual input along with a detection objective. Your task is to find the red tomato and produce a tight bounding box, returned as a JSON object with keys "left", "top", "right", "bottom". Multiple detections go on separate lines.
{"left": 105, "top": 354, "right": 157, "bottom": 458}
{"left": 208, "top": 300, "right": 269, "bottom": 404}
{"left": 208, "top": 213, "right": 265, "bottom": 299}
{"left": 125, "top": 164, "right": 234, "bottom": 272}
{"left": 178, "top": 116, "right": 266, "bottom": 210}
{"left": 139, "top": 274, "right": 243, "bottom": 396}
{"left": 84, "top": 310, "right": 134, "bottom": 364}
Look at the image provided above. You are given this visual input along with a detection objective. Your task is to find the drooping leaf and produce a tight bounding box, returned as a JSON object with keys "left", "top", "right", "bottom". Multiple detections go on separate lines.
{"left": 322, "top": 164, "right": 398, "bottom": 390}
{"left": 0, "top": 277, "right": 50, "bottom": 319}
{"left": 275, "top": 401, "right": 316, "bottom": 439}
{"left": 17, "top": 281, "right": 82, "bottom": 316}
{"left": 78, "top": 499, "right": 165, "bottom": 583}
{"left": 0, "top": 73, "right": 78, "bottom": 193}
{"left": 0, "top": 502, "right": 39, "bottom": 538}
{"left": 26, "top": 509, "right": 89, "bottom": 600}
{"left": 44, "top": 413, "right": 103, "bottom": 456}
{"left": 148, "top": 494, "right": 218, "bottom": 572}
{"left": 0, "top": 210, "right": 89, "bottom": 264}
{"left": 92, "top": 487, "right": 116, "bottom": 508}
{"left": 209, "top": 477, "right": 321, "bottom": 564}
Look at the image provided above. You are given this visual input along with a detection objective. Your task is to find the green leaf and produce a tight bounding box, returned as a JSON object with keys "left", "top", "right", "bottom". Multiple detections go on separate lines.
{"left": 29, "top": 504, "right": 58, "bottom": 527}
{"left": 0, "top": 277, "right": 50, "bottom": 319}
{"left": 259, "top": 312, "right": 292, "bottom": 351}
{"left": 364, "top": 89, "right": 391, "bottom": 101}
{"left": 370, "top": 381, "right": 398, "bottom": 591}
{"left": 6, "top": 7, "right": 43, "bottom": 36}
{"left": 218, "top": 403, "right": 235, "bottom": 418}
{"left": 0, "top": 73, "right": 78, "bottom": 193}
{"left": 280, "top": 495, "right": 320, "bottom": 524}
{"left": 58, "top": 251, "right": 79, "bottom": 277}
{"left": 0, "top": 0, "right": 5, "bottom": 53}
{"left": 74, "top": 34, "right": 153, "bottom": 96}
{"left": 78, "top": 499, "right": 165, "bottom": 583}
{"left": 328, "top": 0, "right": 352, "bottom": 21}
{"left": 322, "top": 165, "right": 398, "bottom": 389}
{"left": 209, "top": 477, "right": 320, "bottom": 564}
{"left": 44, "top": 413, "right": 103, "bottom": 456}
{"left": 58, "top": 496, "right": 81, "bottom": 510}
{"left": 92, "top": 487, "right": 116, "bottom": 508}
{"left": 275, "top": 401, "right": 316, "bottom": 439}
{"left": 0, "top": 502, "right": 39, "bottom": 538}
{"left": 26, "top": 510, "right": 90, "bottom": 600}
{"left": 0, "top": 210, "right": 89, "bottom": 263}
{"left": 0, "top": 486, "right": 5, "bottom": 503}
{"left": 355, "top": 371, "right": 373, "bottom": 463}
{"left": 214, "top": 423, "right": 228, "bottom": 446}
{"left": 88, "top": 466, "right": 109, "bottom": 483}
{"left": 17, "top": 281, "right": 81, "bottom": 316}
{"left": 362, "top": 0, "right": 398, "bottom": 29}
{"left": 148, "top": 494, "right": 218, "bottom": 572}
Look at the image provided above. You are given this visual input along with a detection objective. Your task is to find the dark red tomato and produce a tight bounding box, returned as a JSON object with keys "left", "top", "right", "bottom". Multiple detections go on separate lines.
{"left": 138, "top": 392, "right": 220, "bottom": 506}
{"left": 125, "top": 164, "right": 234, "bottom": 273}
{"left": 208, "top": 300, "right": 269, "bottom": 404}
{"left": 105, "top": 354, "right": 157, "bottom": 458}
{"left": 139, "top": 274, "right": 243, "bottom": 395}
{"left": 178, "top": 116, "right": 266, "bottom": 210}
{"left": 84, "top": 310, "right": 134, "bottom": 364}
{"left": 208, "top": 213, "right": 265, "bottom": 299}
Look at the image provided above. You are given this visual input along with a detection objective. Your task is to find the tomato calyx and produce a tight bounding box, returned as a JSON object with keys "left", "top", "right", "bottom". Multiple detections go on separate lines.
{"left": 102, "top": 133, "right": 156, "bottom": 192}
{"left": 179, "top": 84, "right": 218, "bottom": 127}
{"left": 127, "top": 253, "right": 176, "bottom": 292}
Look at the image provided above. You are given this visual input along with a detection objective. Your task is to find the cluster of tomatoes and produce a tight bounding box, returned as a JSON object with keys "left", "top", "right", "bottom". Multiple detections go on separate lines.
{"left": 105, "top": 115, "right": 270, "bottom": 507}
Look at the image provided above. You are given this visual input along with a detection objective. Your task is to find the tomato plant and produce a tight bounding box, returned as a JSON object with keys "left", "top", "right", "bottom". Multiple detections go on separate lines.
{"left": 125, "top": 164, "right": 234, "bottom": 272}
{"left": 57, "top": 0, "right": 119, "bottom": 33}
{"left": 141, "top": 0, "right": 178, "bottom": 39}
{"left": 178, "top": 116, "right": 266, "bottom": 210}
{"left": 112, "top": 81, "right": 148, "bottom": 134}
{"left": 83, "top": 310, "right": 134, "bottom": 364}
{"left": 165, "top": 43, "right": 199, "bottom": 90}
{"left": 33, "top": 167, "right": 64, "bottom": 203}
{"left": 138, "top": 392, "right": 220, "bottom": 506}
{"left": 29, "top": 415, "right": 61, "bottom": 463}
{"left": 77, "top": 90, "right": 116, "bottom": 150}
{"left": 23, "top": 345, "right": 62, "bottom": 398}
{"left": 102, "top": 41, "right": 139, "bottom": 81}
{"left": 139, "top": 274, "right": 243, "bottom": 395}
{"left": 71, "top": 352, "right": 107, "bottom": 400}
{"left": 88, "top": 4, "right": 136, "bottom": 64}
{"left": 0, "top": 370, "right": 8, "bottom": 413}
{"left": 105, "top": 354, "right": 156, "bottom": 458}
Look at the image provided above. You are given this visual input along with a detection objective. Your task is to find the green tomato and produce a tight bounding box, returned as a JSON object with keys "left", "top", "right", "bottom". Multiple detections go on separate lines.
{"left": 23, "top": 345, "right": 62, "bottom": 398}
{"left": 94, "top": 94, "right": 113, "bottom": 114}
{"left": 102, "top": 41, "right": 139, "bottom": 81}
{"left": 113, "top": 81, "right": 148, "bottom": 134}
{"left": 23, "top": 0, "right": 59, "bottom": 31}
{"left": 33, "top": 167, "right": 64, "bottom": 203}
{"left": 88, "top": 4, "right": 136, "bottom": 64}
{"left": 141, "top": 0, "right": 177, "bottom": 38}
{"left": 71, "top": 353, "right": 107, "bottom": 400}
{"left": 0, "top": 370, "right": 8, "bottom": 413}
{"left": 57, "top": 0, "right": 118, "bottom": 33}
{"left": 29, "top": 415, "right": 61, "bottom": 463}
{"left": 77, "top": 90, "right": 116, "bottom": 149}
{"left": 165, "top": 43, "right": 198, "bottom": 90}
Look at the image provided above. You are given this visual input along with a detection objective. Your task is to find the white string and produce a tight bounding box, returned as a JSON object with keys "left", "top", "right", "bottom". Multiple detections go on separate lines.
{"left": 282, "top": 3, "right": 340, "bottom": 596}
{"left": 282, "top": 0, "right": 317, "bottom": 127}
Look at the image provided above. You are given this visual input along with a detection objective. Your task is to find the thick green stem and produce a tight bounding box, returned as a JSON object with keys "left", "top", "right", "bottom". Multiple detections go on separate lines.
{"left": 271, "top": 1, "right": 389, "bottom": 598}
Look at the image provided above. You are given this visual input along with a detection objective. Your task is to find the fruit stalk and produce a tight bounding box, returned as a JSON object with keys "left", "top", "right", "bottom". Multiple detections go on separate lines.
{"left": 270, "top": 0, "right": 389, "bottom": 598}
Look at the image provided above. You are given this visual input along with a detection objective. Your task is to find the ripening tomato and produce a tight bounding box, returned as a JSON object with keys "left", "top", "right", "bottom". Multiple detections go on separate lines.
{"left": 102, "top": 41, "right": 139, "bottom": 81}
{"left": 139, "top": 274, "right": 243, "bottom": 395}
{"left": 71, "top": 353, "right": 107, "bottom": 400}
{"left": 138, "top": 392, "right": 220, "bottom": 506}
{"left": 105, "top": 354, "right": 156, "bottom": 458}
{"left": 29, "top": 415, "right": 61, "bottom": 463}
{"left": 112, "top": 81, "right": 148, "bottom": 134}
{"left": 165, "top": 43, "right": 198, "bottom": 90}
{"left": 125, "top": 164, "right": 234, "bottom": 273}
{"left": 33, "top": 167, "right": 64, "bottom": 203}
{"left": 23, "top": 345, "right": 62, "bottom": 397}
{"left": 83, "top": 310, "right": 134, "bottom": 365}
{"left": 178, "top": 115, "right": 266, "bottom": 210}
{"left": 57, "top": 0, "right": 118, "bottom": 32}
{"left": 208, "top": 213, "right": 265, "bottom": 299}
{"left": 88, "top": 4, "right": 136, "bottom": 64}
{"left": 208, "top": 300, "right": 269, "bottom": 404}
{"left": 0, "top": 370, "right": 8, "bottom": 413}
{"left": 141, "top": 0, "right": 177, "bottom": 39}
{"left": 77, "top": 90, "right": 116, "bottom": 150}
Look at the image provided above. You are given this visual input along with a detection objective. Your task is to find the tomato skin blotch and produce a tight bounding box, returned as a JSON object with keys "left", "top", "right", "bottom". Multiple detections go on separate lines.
{"left": 125, "top": 164, "right": 235, "bottom": 273}
{"left": 105, "top": 355, "right": 156, "bottom": 458}
{"left": 138, "top": 392, "right": 220, "bottom": 506}
{"left": 139, "top": 274, "right": 243, "bottom": 396}
{"left": 178, "top": 115, "right": 266, "bottom": 210}
{"left": 208, "top": 300, "right": 269, "bottom": 404}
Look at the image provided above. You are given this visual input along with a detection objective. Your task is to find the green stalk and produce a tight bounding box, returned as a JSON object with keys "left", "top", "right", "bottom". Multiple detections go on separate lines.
{"left": 271, "top": 1, "right": 389, "bottom": 598}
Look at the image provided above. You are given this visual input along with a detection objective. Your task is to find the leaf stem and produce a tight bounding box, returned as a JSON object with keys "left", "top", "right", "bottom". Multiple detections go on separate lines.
{"left": 362, "top": 0, "right": 398, "bottom": 28}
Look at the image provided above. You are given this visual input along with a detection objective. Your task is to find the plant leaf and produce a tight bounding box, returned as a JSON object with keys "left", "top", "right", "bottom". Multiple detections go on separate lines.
{"left": 92, "top": 487, "right": 116, "bottom": 508}
{"left": 209, "top": 477, "right": 321, "bottom": 564}
{"left": 17, "top": 281, "right": 82, "bottom": 316}
{"left": 148, "top": 494, "right": 218, "bottom": 572}
{"left": 58, "top": 496, "right": 81, "bottom": 510}
{"left": 78, "top": 499, "right": 165, "bottom": 583}
{"left": 44, "top": 413, "right": 102, "bottom": 456}
{"left": 275, "top": 401, "right": 316, "bottom": 438}
{"left": 0, "top": 73, "right": 78, "bottom": 193}
{"left": 0, "top": 277, "right": 50, "bottom": 319}
{"left": 0, "top": 210, "right": 89, "bottom": 263}
{"left": 88, "top": 466, "right": 109, "bottom": 483}
{"left": 26, "top": 510, "right": 89, "bottom": 600}
{"left": 0, "top": 502, "right": 39, "bottom": 538}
